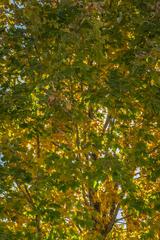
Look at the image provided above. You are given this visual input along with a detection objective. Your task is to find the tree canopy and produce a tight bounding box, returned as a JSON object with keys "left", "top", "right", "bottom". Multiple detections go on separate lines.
{"left": 0, "top": 0, "right": 160, "bottom": 239}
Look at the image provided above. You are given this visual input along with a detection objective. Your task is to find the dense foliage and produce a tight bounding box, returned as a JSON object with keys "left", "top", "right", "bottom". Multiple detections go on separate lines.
{"left": 0, "top": 0, "right": 160, "bottom": 239}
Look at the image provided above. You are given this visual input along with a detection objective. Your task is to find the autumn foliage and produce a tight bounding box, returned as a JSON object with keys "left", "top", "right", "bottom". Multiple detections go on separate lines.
{"left": 0, "top": 1, "right": 160, "bottom": 239}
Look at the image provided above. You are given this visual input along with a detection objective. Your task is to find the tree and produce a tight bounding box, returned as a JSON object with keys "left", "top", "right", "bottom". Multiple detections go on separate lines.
{"left": 0, "top": 0, "right": 160, "bottom": 239}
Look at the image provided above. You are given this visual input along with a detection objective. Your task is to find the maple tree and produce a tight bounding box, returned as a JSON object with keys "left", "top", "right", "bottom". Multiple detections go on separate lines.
{"left": 0, "top": 0, "right": 160, "bottom": 239}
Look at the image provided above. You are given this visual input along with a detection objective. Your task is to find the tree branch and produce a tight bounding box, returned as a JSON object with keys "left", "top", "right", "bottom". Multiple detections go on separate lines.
{"left": 101, "top": 114, "right": 112, "bottom": 136}
{"left": 102, "top": 202, "right": 120, "bottom": 237}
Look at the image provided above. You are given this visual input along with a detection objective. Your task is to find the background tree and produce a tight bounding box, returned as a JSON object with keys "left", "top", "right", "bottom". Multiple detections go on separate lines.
{"left": 0, "top": 0, "right": 160, "bottom": 239}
